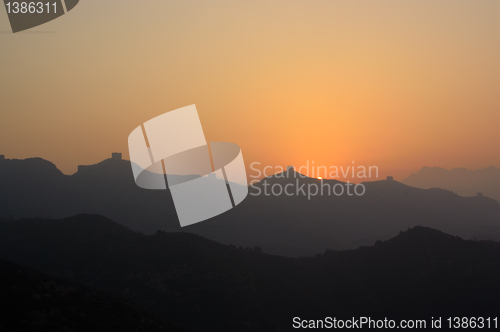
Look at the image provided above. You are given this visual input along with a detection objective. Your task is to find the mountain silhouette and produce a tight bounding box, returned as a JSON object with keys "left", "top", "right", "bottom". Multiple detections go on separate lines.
{"left": 1, "top": 214, "right": 500, "bottom": 331}
{"left": 1, "top": 156, "right": 500, "bottom": 256}
{"left": 403, "top": 166, "right": 500, "bottom": 203}
{"left": 188, "top": 167, "right": 500, "bottom": 255}
{"left": 0, "top": 257, "right": 189, "bottom": 331}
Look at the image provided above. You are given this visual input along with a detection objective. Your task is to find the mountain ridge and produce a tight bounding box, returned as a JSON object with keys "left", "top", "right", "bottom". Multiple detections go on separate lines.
{"left": 403, "top": 165, "right": 500, "bottom": 203}
{"left": 0, "top": 256, "right": 189, "bottom": 332}
{"left": 2, "top": 214, "right": 500, "bottom": 331}
{"left": 2, "top": 156, "right": 500, "bottom": 256}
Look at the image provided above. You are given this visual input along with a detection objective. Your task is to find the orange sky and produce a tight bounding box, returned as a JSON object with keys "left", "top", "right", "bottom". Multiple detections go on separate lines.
{"left": 0, "top": 0, "right": 499, "bottom": 180}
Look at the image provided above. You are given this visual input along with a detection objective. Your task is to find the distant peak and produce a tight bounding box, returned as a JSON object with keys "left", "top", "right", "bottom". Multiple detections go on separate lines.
{"left": 0, "top": 157, "right": 63, "bottom": 177}
{"left": 392, "top": 226, "right": 461, "bottom": 244}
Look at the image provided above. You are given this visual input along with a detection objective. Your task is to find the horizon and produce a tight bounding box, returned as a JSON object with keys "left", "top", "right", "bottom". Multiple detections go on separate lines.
{"left": 1, "top": 0, "right": 499, "bottom": 180}
{"left": 4, "top": 152, "right": 500, "bottom": 182}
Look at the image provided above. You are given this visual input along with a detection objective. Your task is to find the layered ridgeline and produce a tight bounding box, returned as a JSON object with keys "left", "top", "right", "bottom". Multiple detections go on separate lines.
{"left": 1, "top": 215, "right": 500, "bottom": 331}
{"left": 403, "top": 166, "right": 500, "bottom": 204}
{"left": 0, "top": 257, "right": 188, "bottom": 332}
{"left": 1, "top": 156, "right": 500, "bottom": 256}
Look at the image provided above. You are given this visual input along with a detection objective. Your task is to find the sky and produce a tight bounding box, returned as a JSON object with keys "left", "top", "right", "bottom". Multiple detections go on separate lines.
{"left": 0, "top": 0, "right": 499, "bottom": 181}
